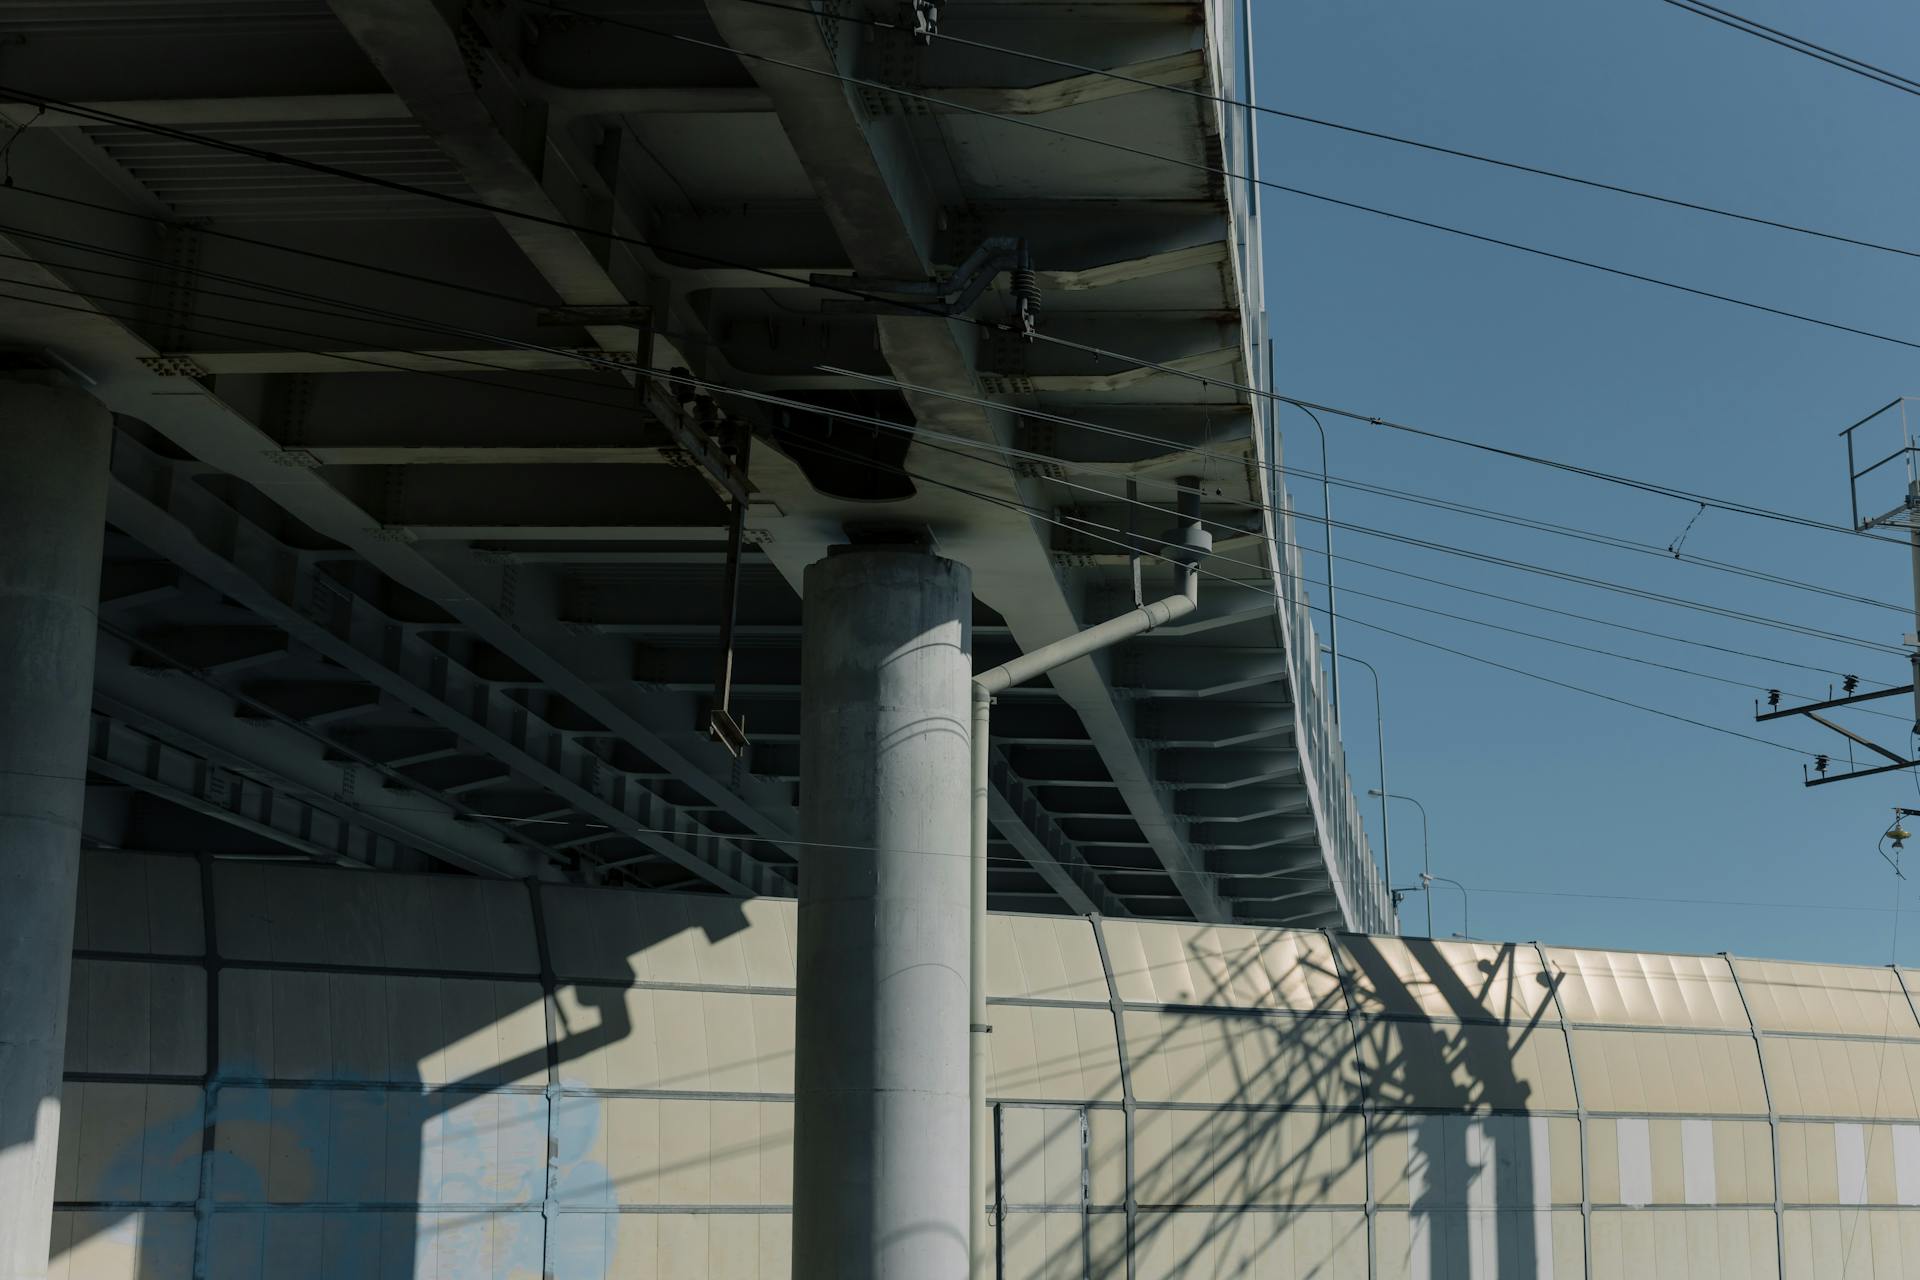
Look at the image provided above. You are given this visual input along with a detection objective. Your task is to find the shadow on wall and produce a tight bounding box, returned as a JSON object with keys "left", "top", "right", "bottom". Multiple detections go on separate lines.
{"left": 47, "top": 850, "right": 760, "bottom": 1278}
{"left": 51, "top": 853, "right": 1583, "bottom": 1278}
{"left": 995, "top": 930, "right": 1567, "bottom": 1279}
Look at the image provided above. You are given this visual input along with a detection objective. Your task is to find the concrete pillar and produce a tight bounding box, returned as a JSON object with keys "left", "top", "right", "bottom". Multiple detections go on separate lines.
{"left": 0, "top": 379, "right": 111, "bottom": 1280}
{"left": 792, "top": 546, "right": 973, "bottom": 1280}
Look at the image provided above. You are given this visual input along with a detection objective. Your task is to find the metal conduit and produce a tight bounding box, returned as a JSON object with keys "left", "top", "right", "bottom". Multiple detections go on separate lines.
{"left": 967, "top": 481, "right": 1210, "bottom": 1280}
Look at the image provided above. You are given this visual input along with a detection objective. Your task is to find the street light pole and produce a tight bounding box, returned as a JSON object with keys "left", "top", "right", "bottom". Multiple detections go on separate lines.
{"left": 1371, "top": 790, "right": 1432, "bottom": 937}
{"left": 1289, "top": 393, "right": 1340, "bottom": 726}
{"left": 1427, "top": 873, "right": 1471, "bottom": 939}
{"left": 1328, "top": 647, "right": 1389, "bottom": 929}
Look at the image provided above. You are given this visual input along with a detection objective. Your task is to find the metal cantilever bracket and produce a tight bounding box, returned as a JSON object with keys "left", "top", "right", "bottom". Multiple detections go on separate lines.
{"left": 910, "top": 0, "right": 941, "bottom": 43}
{"left": 707, "top": 420, "right": 753, "bottom": 759}
{"left": 812, "top": 235, "right": 1040, "bottom": 338}
{"left": 1757, "top": 683, "right": 1920, "bottom": 785}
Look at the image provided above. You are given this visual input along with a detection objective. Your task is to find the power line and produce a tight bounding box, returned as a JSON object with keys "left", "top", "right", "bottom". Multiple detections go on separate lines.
{"left": 16, "top": 194, "right": 1899, "bottom": 625}
{"left": 1658, "top": 0, "right": 1920, "bottom": 98}
{"left": 340, "top": 795, "right": 1911, "bottom": 917}
{"left": 9, "top": 230, "right": 1906, "bottom": 674}
{"left": 482, "top": 10, "right": 1920, "bottom": 363}
{"left": 704, "top": 0, "right": 1920, "bottom": 264}
{"left": 796, "top": 352, "right": 1911, "bottom": 605}
{"left": 12, "top": 247, "right": 1903, "bottom": 669}
{"left": 668, "top": 384, "right": 1832, "bottom": 761}
{"left": 1, "top": 101, "right": 1899, "bottom": 556}
{"left": 0, "top": 290, "right": 1832, "bottom": 771}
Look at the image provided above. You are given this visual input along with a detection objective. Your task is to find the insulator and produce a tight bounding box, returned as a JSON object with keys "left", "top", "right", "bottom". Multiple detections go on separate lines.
{"left": 1767, "top": 689, "right": 1781, "bottom": 707}
{"left": 1013, "top": 265, "right": 1040, "bottom": 312}
{"left": 1013, "top": 264, "right": 1041, "bottom": 339}
{"left": 911, "top": 0, "right": 940, "bottom": 43}
{"left": 1815, "top": 754, "right": 1830, "bottom": 773}
{"left": 1844, "top": 674, "right": 1860, "bottom": 694}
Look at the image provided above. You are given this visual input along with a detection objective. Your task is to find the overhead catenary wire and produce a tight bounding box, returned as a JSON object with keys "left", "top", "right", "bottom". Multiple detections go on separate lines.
{"left": 319, "top": 795, "right": 1920, "bottom": 917}
{"left": 1658, "top": 0, "right": 1920, "bottom": 99}
{"left": 6, "top": 201, "right": 1902, "bottom": 633}
{"left": 8, "top": 730, "right": 1901, "bottom": 916}
{"left": 0, "top": 105, "right": 1899, "bottom": 555}
{"left": 7, "top": 260, "right": 1906, "bottom": 674}
{"left": 5, "top": 227, "right": 1907, "bottom": 679}
{"left": 14, "top": 34, "right": 1912, "bottom": 919}
{"left": 1, "top": 278, "right": 1835, "bottom": 762}
{"left": 7, "top": 211, "right": 1903, "bottom": 625}
{"left": 443, "top": 9, "right": 1920, "bottom": 368}
{"left": 699, "top": 0, "right": 1920, "bottom": 264}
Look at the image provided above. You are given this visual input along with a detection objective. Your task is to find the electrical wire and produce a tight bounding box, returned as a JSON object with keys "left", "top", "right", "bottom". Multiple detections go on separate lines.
{"left": 324, "top": 795, "right": 1920, "bottom": 920}
{"left": 9, "top": 204, "right": 1908, "bottom": 640}
{"left": 0, "top": 186, "right": 1889, "bottom": 756}
{"left": 11, "top": 218, "right": 1904, "bottom": 687}
{"left": 8, "top": 210, "right": 1901, "bottom": 649}
{"left": 9, "top": 256, "right": 1904, "bottom": 673}
{"left": 705, "top": 0, "right": 1920, "bottom": 263}
{"left": 13, "top": 270, "right": 1832, "bottom": 763}
{"left": 1658, "top": 0, "right": 1920, "bottom": 99}
{"left": 0, "top": 112, "right": 1897, "bottom": 553}
{"left": 21, "top": 733, "right": 1914, "bottom": 916}
{"left": 474, "top": 9, "right": 1920, "bottom": 364}
{"left": 653, "top": 376, "right": 1834, "bottom": 762}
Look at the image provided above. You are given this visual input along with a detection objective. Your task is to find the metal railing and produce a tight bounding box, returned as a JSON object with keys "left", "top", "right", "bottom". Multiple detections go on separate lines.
{"left": 1210, "top": 0, "right": 1394, "bottom": 932}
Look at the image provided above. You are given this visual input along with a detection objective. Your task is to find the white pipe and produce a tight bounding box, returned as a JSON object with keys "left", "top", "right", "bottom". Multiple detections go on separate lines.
{"left": 969, "top": 682, "right": 993, "bottom": 1280}
{"left": 974, "top": 569, "right": 1199, "bottom": 696}
{"left": 968, "top": 490, "right": 1206, "bottom": 1278}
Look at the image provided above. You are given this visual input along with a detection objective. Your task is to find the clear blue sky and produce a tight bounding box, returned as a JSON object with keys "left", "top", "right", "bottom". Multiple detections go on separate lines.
{"left": 1257, "top": 2, "right": 1920, "bottom": 964}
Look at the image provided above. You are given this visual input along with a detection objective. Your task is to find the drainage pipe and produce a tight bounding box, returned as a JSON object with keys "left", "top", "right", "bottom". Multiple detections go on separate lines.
{"left": 967, "top": 480, "right": 1210, "bottom": 1279}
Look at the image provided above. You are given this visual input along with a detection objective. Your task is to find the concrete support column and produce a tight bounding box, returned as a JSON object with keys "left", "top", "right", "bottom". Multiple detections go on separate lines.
{"left": 793, "top": 546, "right": 973, "bottom": 1280}
{"left": 0, "top": 379, "right": 111, "bottom": 1280}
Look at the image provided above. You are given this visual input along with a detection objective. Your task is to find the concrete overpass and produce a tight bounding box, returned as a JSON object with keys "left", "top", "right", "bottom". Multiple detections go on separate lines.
{"left": 0, "top": 1, "right": 1389, "bottom": 1276}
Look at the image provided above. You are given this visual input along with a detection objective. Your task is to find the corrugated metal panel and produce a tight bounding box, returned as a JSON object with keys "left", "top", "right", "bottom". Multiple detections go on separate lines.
{"left": 1357, "top": 1019, "right": 1576, "bottom": 1112}
{"left": 1764, "top": 1038, "right": 1920, "bottom": 1120}
{"left": 1134, "top": 1209, "right": 1370, "bottom": 1279}
{"left": 1132, "top": 1106, "right": 1366, "bottom": 1209}
{"left": 1569, "top": 1029, "right": 1769, "bottom": 1115}
{"left": 1734, "top": 959, "right": 1920, "bottom": 1039}
{"left": 63, "top": 851, "right": 1920, "bottom": 1278}
{"left": 47, "top": 1211, "right": 195, "bottom": 1280}
{"left": 1716, "top": 1120, "right": 1776, "bottom": 1206}
{"left": 1372, "top": 1116, "right": 1579, "bottom": 1209}
{"left": 1780, "top": 1122, "right": 1912, "bottom": 1206}
{"left": 1588, "top": 1208, "right": 1777, "bottom": 1279}
{"left": 1544, "top": 947, "right": 1748, "bottom": 1030}
{"left": 64, "top": 959, "right": 204, "bottom": 1076}
{"left": 1102, "top": 920, "right": 1343, "bottom": 1012}
{"left": 986, "top": 1004, "right": 1122, "bottom": 1102}
{"left": 215, "top": 863, "right": 537, "bottom": 973}
{"left": 72, "top": 850, "right": 203, "bottom": 957}
{"left": 1337, "top": 938, "right": 1559, "bottom": 1025}
{"left": 1781, "top": 1208, "right": 1920, "bottom": 1279}
{"left": 985, "top": 914, "right": 1110, "bottom": 1003}
{"left": 552, "top": 987, "right": 793, "bottom": 1093}
{"left": 543, "top": 886, "right": 794, "bottom": 988}
{"left": 1374, "top": 1208, "right": 1582, "bottom": 1280}
{"left": 1123, "top": 1007, "right": 1356, "bottom": 1108}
